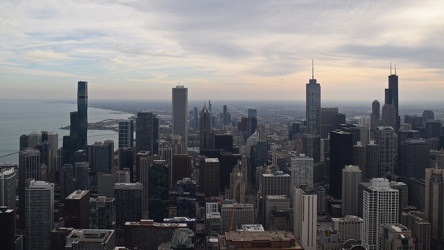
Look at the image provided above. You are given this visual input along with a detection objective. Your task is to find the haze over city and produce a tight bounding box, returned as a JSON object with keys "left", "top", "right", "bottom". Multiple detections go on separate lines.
{"left": 1, "top": 0, "right": 443, "bottom": 101}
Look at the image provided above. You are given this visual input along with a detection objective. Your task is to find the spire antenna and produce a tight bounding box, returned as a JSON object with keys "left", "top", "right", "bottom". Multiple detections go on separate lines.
{"left": 312, "top": 59, "right": 314, "bottom": 79}
{"left": 395, "top": 64, "right": 397, "bottom": 75}
{"left": 390, "top": 61, "right": 392, "bottom": 75}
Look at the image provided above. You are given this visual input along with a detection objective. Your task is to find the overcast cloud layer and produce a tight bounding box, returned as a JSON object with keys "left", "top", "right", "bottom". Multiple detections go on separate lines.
{"left": 1, "top": 0, "right": 443, "bottom": 101}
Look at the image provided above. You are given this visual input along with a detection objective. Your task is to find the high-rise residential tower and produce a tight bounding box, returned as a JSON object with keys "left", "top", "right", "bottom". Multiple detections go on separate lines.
{"left": 172, "top": 85, "right": 188, "bottom": 151}
{"left": 306, "top": 62, "right": 321, "bottom": 135}
{"left": 362, "top": 178, "right": 399, "bottom": 250}
{"left": 293, "top": 185, "right": 317, "bottom": 250}
{"left": 77, "top": 81, "right": 88, "bottom": 149}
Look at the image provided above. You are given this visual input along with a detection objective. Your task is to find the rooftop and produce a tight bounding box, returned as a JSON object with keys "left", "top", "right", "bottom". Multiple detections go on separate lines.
{"left": 66, "top": 190, "right": 89, "bottom": 199}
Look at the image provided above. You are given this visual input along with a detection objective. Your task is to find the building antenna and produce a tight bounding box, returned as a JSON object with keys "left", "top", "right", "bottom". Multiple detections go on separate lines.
{"left": 395, "top": 64, "right": 397, "bottom": 75}
{"left": 312, "top": 59, "right": 314, "bottom": 79}
{"left": 390, "top": 61, "right": 392, "bottom": 75}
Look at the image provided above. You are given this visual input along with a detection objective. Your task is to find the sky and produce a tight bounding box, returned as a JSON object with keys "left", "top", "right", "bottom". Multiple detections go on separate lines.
{"left": 1, "top": 0, "right": 443, "bottom": 101}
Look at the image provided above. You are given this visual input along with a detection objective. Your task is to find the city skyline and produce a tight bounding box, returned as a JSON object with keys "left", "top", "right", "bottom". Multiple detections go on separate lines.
{"left": 1, "top": 1, "right": 443, "bottom": 101}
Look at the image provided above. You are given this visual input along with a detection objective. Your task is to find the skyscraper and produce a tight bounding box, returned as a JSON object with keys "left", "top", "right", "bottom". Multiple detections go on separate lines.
{"left": 200, "top": 158, "right": 220, "bottom": 197}
{"left": 329, "top": 130, "right": 353, "bottom": 199}
{"left": 425, "top": 167, "right": 444, "bottom": 240}
{"left": 400, "top": 138, "right": 428, "bottom": 202}
{"left": 148, "top": 161, "right": 169, "bottom": 222}
{"left": 247, "top": 109, "right": 257, "bottom": 138}
{"left": 25, "top": 179, "right": 54, "bottom": 250}
{"left": 0, "top": 207, "right": 15, "bottom": 250}
{"left": 370, "top": 100, "right": 380, "bottom": 131}
{"left": 362, "top": 178, "right": 399, "bottom": 250}
{"left": 19, "top": 148, "right": 41, "bottom": 229}
{"left": 290, "top": 154, "right": 314, "bottom": 189}
{"left": 77, "top": 81, "right": 88, "bottom": 149}
{"left": 172, "top": 85, "right": 188, "bottom": 151}
{"left": 293, "top": 185, "right": 317, "bottom": 250}
{"left": 342, "top": 165, "right": 362, "bottom": 216}
{"left": 199, "top": 105, "right": 211, "bottom": 151}
{"left": 118, "top": 120, "right": 134, "bottom": 148}
{"left": 0, "top": 167, "right": 16, "bottom": 209}
{"left": 114, "top": 183, "right": 143, "bottom": 228}
{"left": 136, "top": 111, "right": 159, "bottom": 155}
{"left": 64, "top": 190, "right": 90, "bottom": 229}
{"left": 306, "top": 63, "right": 321, "bottom": 135}
{"left": 88, "top": 140, "right": 114, "bottom": 186}
{"left": 89, "top": 196, "right": 116, "bottom": 229}
{"left": 375, "top": 126, "right": 395, "bottom": 176}
{"left": 384, "top": 68, "right": 399, "bottom": 130}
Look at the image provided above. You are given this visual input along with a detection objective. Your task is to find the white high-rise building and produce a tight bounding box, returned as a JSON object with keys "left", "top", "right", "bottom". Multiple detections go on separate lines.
{"left": 25, "top": 179, "right": 54, "bottom": 250}
{"left": 362, "top": 178, "right": 399, "bottom": 250}
{"left": 172, "top": 85, "right": 188, "bottom": 152}
{"left": 342, "top": 165, "right": 362, "bottom": 216}
{"left": 290, "top": 154, "right": 314, "bottom": 189}
{"left": 0, "top": 167, "right": 16, "bottom": 209}
{"left": 293, "top": 185, "right": 317, "bottom": 250}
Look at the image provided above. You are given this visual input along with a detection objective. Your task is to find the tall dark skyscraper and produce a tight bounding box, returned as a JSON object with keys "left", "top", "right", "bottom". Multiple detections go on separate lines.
{"left": 384, "top": 67, "right": 399, "bottom": 130}
{"left": 77, "top": 81, "right": 88, "bottom": 149}
{"left": 247, "top": 109, "right": 257, "bottom": 138}
{"left": 305, "top": 62, "right": 321, "bottom": 166}
{"left": 69, "top": 111, "right": 78, "bottom": 164}
{"left": 370, "top": 100, "right": 380, "bottom": 131}
{"left": 329, "top": 130, "right": 353, "bottom": 199}
{"left": 306, "top": 63, "right": 321, "bottom": 135}
{"left": 172, "top": 85, "right": 188, "bottom": 151}
{"left": 148, "top": 161, "right": 169, "bottom": 222}
{"left": 118, "top": 120, "right": 134, "bottom": 148}
{"left": 136, "top": 112, "right": 159, "bottom": 155}
{"left": 199, "top": 104, "right": 211, "bottom": 151}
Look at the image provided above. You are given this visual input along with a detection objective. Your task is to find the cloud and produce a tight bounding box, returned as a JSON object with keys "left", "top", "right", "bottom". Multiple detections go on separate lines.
{"left": 25, "top": 49, "right": 71, "bottom": 62}
{"left": 0, "top": 0, "right": 444, "bottom": 100}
